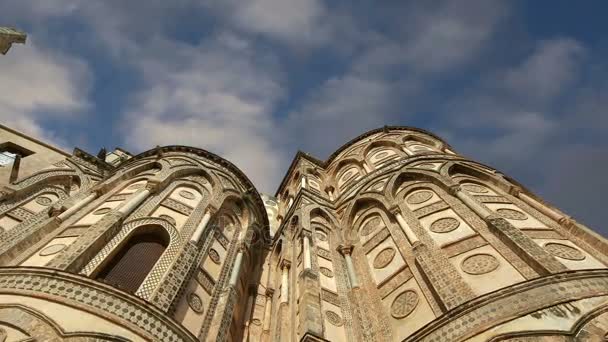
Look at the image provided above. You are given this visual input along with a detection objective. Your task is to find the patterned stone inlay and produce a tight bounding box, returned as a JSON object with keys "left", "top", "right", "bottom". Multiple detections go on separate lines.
{"left": 320, "top": 267, "right": 334, "bottom": 278}
{"left": 462, "top": 184, "right": 489, "bottom": 194}
{"left": 325, "top": 310, "right": 343, "bottom": 327}
{"left": 430, "top": 217, "right": 460, "bottom": 233}
{"left": 35, "top": 196, "right": 53, "bottom": 206}
{"left": 407, "top": 191, "right": 433, "bottom": 205}
{"left": 461, "top": 253, "right": 500, "bottom": 275}
{"left": 178, "top": 190, "right": 196, "bottom": 200}
{"left": 92, "top": 207, "right": 111, "bottom": 215}
{"left": 159, "top": 215, "right": 176, "bottom": 226}
{"left": 208, "top": 248, "right": 221, "bottom": 264}
{"left": 128, "top": 183, "right": 144, "bottom": 190}
{"left": 497, "top": 208, "right": 527, "bottom": 220}
{"left": 39, "top": 244, "right": 67, "bottom": 256}
{"left": 360, "top": 216, "right": 381, "bottom": 236}
{"left": 315, "top": 231, "right": 328, "bottom": 242}
{"left": 373, "top": 247, "right": 396, "bottom": 269}
{"left": 188, "top": 293, "right": 204, "bottom": 313}
{"left": 391, "top": 290, "right": 419, "bottom": 319}
{"left": 544, "top": 243, "right": 586, "bottom": 261}
{"left": 374, "top": 151, "right": 389, "bottom": 159}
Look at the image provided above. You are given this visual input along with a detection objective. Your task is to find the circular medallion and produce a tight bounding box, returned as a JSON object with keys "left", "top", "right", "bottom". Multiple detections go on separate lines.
{"left": 39, "top": 244, "right": 67, "bottom": 256}
{"left": 360, "top": 217, "right": 381, "bottom": 236}
{"left": 179, "top": 190, "right": 196, "bottom": 200}
{"left": 496, "top": 208, "right": 527, "bottom": 220}
{"left": 159, "top": 215, "right": 176, "bottom": 226}
{"left": 319, "top": 267, "right": 334, "bottom": 278}
{"left": 418, "top": 163, "right": 436, "bottom": 169}
{"left": 430, "top": 217, "right": 460, "bottom": 233}
{"left": 411, "top": 145, "right": 431, "bottom": 151}
{"left": 544, "top": 243, "right": 586, "bottom": 261}
{"left": 461, "top": 254, "right": 500, "bottom": 275}
{"left": 35, "top": 196, "right": 53, "bottom": 206}
{"left": 208, "top": 249, "right": 221, "bottom": 264}
{"left": 391, "top": 290, "right": 419, "bottom": 319}
{"left": 373, "top": 247, "right": 396, "bottom": 269}
{"left": 406, "top": 191, "right": 433, "bottom": 205}
{"left": 315, "top": 232, "right": 328, "bottom": 242}
{"left": 374, "top": 151, "right": 388, "bottom": 159}
{"left": 462, "top": 184, "right": 489, "bottom": 193}
{"left": 93, "top": 207, "right": 111, "bottom": 215}
{"left": 128, "top": 183, "right": 144, "bottom": 190}
{"left": 251, "top": 319, "right": 262, "bottom": 326}
{"left": 188, "top": 293, "right": 204, "bottom": 313}
{"left": 325, "top": 310, "right": 343, "bottom": 327}
{"left": 342, "top": 171, "right": 354, "bottom": 182}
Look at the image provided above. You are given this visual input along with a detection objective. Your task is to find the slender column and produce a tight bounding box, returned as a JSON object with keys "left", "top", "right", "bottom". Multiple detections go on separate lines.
{"left": 56, "top": 192, "right": 97, "bottom": 222}
{"left": 362, "top": 162, "right": 373, "bottom": 173}
{"left": 288, "top": 197, "right": 294, "bottom": 208}
{"left": 328, "top": 189, "right": 335, "bottom": 201}
{"left": 280, "top": 260, "right": 291, "bottom": 303}
{"left": 303, "top": 232, "right": 312, "bottom": 271}
{"left": 338, "top": 245, "right": 359, "bottom": 288}
{"left": 242, "top": 286, "right": 256, "bottom": 339}
{"left": 191, "top": 210, "right": 212, "bottom": 243}
{"left": 401, "top": 146, "right": 414, "bottom": 156}
{"left": 451, "top": 186, "right": 493, "bottom": 219}
{"left": 262, "top": 289, "right": 274, "bottom": 332}
{"left": 393, "top": 209, "right": 420, "bottom": 245}
{"left": 300, "top": 176, "right": 307, "bottom": 190}
{"left": 229, "top": 246, "right": 246, "bottom": 287}
{"left": 118, "top": 188, "right": 151, "bottom": 214}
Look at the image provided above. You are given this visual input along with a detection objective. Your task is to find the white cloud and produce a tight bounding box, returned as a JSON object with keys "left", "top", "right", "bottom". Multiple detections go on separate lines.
{"left": 122, "top": 34, "right": 286, "bottom": 191}
{"left": 0, "top": 41, "right": 91, "bottom": 146}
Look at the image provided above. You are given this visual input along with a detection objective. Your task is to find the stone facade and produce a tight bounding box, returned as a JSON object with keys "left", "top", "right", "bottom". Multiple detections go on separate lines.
{"left": 0, "top": 125, "right": 607, "bottom": 341}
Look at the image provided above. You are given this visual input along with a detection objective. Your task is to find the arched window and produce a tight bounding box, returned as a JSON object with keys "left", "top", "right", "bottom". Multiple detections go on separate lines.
{"left": 96, "top": 227, "right": 169, "bottom": 293}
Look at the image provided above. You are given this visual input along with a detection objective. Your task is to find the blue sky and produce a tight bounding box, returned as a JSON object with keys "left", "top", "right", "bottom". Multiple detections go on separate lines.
{"left": 1, "top": 1, "right": 608, "bottom": 236}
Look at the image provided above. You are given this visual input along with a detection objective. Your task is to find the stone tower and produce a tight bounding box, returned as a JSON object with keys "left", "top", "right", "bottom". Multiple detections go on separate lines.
{"left": 0, "top": 124, "right": 607, "bottom": 341}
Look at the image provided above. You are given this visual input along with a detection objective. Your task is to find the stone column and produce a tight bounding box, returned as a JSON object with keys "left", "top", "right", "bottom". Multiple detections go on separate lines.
{"left": 261, "top": 288, "right": 274, "bottom": 342}
{"left": 450, "top": 185, "right": 567, "bottom": 275}
{"left": 303, "top": 231, "right": 312, "bottom": 271}
{"left": 338, "top": 245, "right": 359, "bottom": 288}
{"left": 327, "top": 188, "right": 335, "bottom": 201}
{"left": 56, "top": 192, "right": 97, "bottom": 222}
{"left": 191, "top": 209, "right": 212, "bottom": 243}
{"left": 280, "top": 260, "right": 291, "bottom": 303}
{"left": 278, "top": 260, "right": 291, "bottom": 342}
{"left": 298, "top": 230, "right": 324, "bottom": 339}
{"left": 301, "top": 176, "right": 307, "bottom": 190}
{"left": 362, "top": 162, "right": 373, "bottom": 173}
{"left": 392, "top": 209, "right": 420, "bottom": 245}
{"left": 229, "top": 246, "right": 246, "bottom": 287}
{"left": 242, "top": 286, "right": 256, "bottom": 340}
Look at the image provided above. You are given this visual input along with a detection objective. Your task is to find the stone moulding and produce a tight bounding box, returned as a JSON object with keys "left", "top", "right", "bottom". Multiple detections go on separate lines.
{"left": 404, "top": 269, "right": 608, "bottom": 342}
{"left": 0, "top": 267, "right": 197, "bottom": 342}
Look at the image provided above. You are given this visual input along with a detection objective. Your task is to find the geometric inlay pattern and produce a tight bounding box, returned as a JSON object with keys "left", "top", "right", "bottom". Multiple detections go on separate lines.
{"left": 373, "top": 247, "right": 396, "bottom": 269}
{"left": 462, "top": 184, "right": 489, "bottom": 194}
{"left": 35, "top": 196, "right": 53, "bottom": 206}
{"left": 391, "top": 290, "right": 419, "bottom": 319}
{"left": 544, "top": 243, "right": 586, "bottom": 261}
{"left": 407, "top": 191, "right": 433, "bottom": 205}
{"left": 208, "top": 248, "right": 221, "bottom": 264}
{"left": 430, "top": 217, "right": 460, "bottom": 233}
{"left": 188, "top": 292, "right": 204, "bottom": 313}
{"left": 159, "top": 214, "right": 176, "bottom": 226}
{"left": 178, "top": 190, "right": 195, "bottom": 200}
{"left": 461, "top": 254, "right": 500, "bottom": 275}
{"left": 315, "top": 231, "right": 328, "bottom": 242}
{"left": 319, "top": 267, "right": 334, "bottom": 278}
{"left": 360, "top": 216, "right": 381, "bottom": 236}
{"left": 325, "top": 310, "right": 343, "bottom": 326}
{"left": 38, "top": 244, "right": 67, "bottom": 256}
{"left": 496, "top": 208, "right": 527, "bottom": 220}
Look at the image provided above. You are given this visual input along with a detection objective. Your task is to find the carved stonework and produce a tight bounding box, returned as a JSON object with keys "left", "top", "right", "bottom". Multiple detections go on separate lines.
{"left": 188, "top": 292, "right": 204, "bottom": 313}
{"left": 319, "top": 267, "right": 334, "bottom": 278}
{"left": 38, "top": 243, "right": 67, "bottom": 256}
{"left": 391, "top": 290, "right": 419, "bottom": 319}
{"left": 179, "top": 190, "right": 196, "bottom": 200}
{"left": 35, "top": 196, "right": 53, "bottom": 206}
{"left": 159, "top": 214, "right": 176, "bottom": 226}
{"left": 496, "top": 208, "right": 527, "bottom": 220}
{"left": 325, "top": 310, "right": 343, "bottom": 327}
{"left": 360, "top": 216, "right": 381, "bottom": 236}
{"left": 430, "top": 217, "right": 460, "bottom": 233}
{"left": 462, "top": 184, "right": 489, "bottom": 193}
{"left": 544, "top": 243, "right": 586, "bottom": 261}
{"left": 209, "top": 248, "right": 221, "bottom": 264}
{"left": 92, "top": 207, "right": 111, "bottom": 215}
{"left": 407, "top": 191, "right": 433, "bottom": 205}
{"left": 373, "top": 247, "right": 396, "bottom": 269}
{"left": 461, "top": 254, "right": 500, "bottom": 275}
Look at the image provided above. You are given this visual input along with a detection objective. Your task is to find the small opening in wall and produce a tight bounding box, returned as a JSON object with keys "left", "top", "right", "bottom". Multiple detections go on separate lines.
{"left": 0, "top": 142, "right": 34, "bottom": 166}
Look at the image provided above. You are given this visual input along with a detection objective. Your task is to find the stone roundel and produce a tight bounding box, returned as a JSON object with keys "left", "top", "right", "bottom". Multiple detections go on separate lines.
{"left": 391, "top": 290, "right": 419, "bottom": 319}
{"left": 179, "top": 190, "right": 196, "bottom": 200}
{"left": 544, "top": 243, "right": 586, "bottom": 261}
{"left": 430, "top": 217, "right": 460, "bottom": 233}
{"left": 319, "top": 267, "right": 334, "bottom": 278}
{"left": 496, "top": 208, "right": 527, "bottom": 220}
{"left": 462, "top": 184, "right": 489, "bottom": 194}
{"left": 208, "top": 248, "right": 221, "bottom": 264}
{"left": 374, "top": 151, "right": 389, "bottom": 160}
{"left": 461, "top": 253, "right": 500, "bottom": 275}
{"left": 35, "top": 196, "right": 53, "bottom": 206}
{"left": 373, "top": 247, "right": 396, "bottom": 269}
{"left": 315, "top": 231, "right": 328, "bottom": 242}
{"left": 325, "top": 310, "right": 343, "bottom": 327}
{"left": 360, "top": 216, "right": 381, "bottom": 236}
{"left": 188, "top": 293, "right": 204, "bottom": 313}
{"left": 39, "top": 244, "right": 67, "bottom": 256}
{"left": 93, "top": 207, "right": 111, "bottom": 215}
{"left": 159, "top": 215, "right": 176, "bottom": 226}
{"left": 406, "top": 191, "right": 433, "bottom": 205}
{"left": 128, "top": 183, "right": 144, "bottom": 190}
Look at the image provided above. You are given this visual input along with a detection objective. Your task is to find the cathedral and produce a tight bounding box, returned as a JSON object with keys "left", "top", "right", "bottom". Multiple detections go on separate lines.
{"left": 0, "top": 122, "right": 607, "bottom": 342}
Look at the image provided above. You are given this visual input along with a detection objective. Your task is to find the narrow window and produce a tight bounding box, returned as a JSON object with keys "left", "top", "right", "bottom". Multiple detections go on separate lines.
{"left": 96, "top": 228, "right": 169, "bottom": 293}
